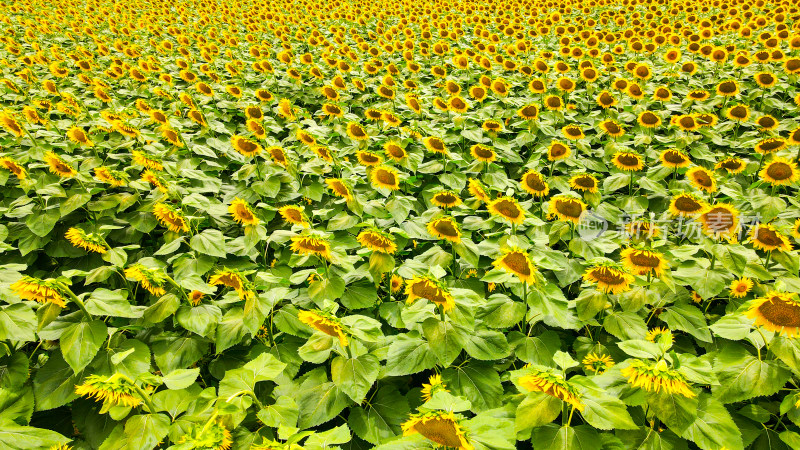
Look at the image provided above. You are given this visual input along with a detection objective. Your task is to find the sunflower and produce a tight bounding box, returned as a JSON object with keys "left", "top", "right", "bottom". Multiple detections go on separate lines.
{"left": 153, "top": 203, "right": 190, "bottom": 233}
{"left": 0, "top": 157, "right": 26, "bottom": 179}
{"left": 547, "top": 141, "right": 570, "bottom": 161}
{"left": 482, "top": 120, "right": 502, "bottom": 134}
{"left": 760, "top": 157, "right": 799, "bottom": 185}
{"left": 652, "top": 86, "right": 672, "bottom": 102}
{"left": 177, "top": 420, "right": 232, "bottom": 450}
{"left": 583, "top": 262, "right": 635, "bottom": 294}
{"left": 755, "top": 138, "right": 787, "bottom": 155}
{"left": 402, "top": 411, "right": 473, "bottom": 450}
{"left": 715, "top": 157, "right": 746, "bottom": 175}
{"left": 209, "top": 269, "right": 254, "bottom": 300}
{"left": 697, "top": 203, "right": 740, "bottom": 240}
{"left": 469, "top": 85, "right": 488, "bottom": 102}
{"left": 667, "top": 193, "right": 706, "bottom": 218}
{"left": 67, "top": 126, "right": 93, "bottom": 147}
{"left": 520, "top": 170, "right": 549, "bottom": 197}
{"left": 278, "top": 205, "right": 308, "bottom": 228}
{"left": 583, "top": 353, "right": 615, "bottom": 374}
{"left": 321, "top": 103, "right": 343, "bottom": 118}
{"left": 548, "top": 196, "right": 586, "bottom": 224}
{"left": 383, "top": 141, "right": 407, "bottom": 161}
{"left": 493, "top": 247, "right": 538, "bottom": 284}
{"left": 125, "top": 264, "right": 167, "bottom": 296}
{"left": 543, "top": 95, "right": 564, "bottom": 111}
{"left": 468, "top": 178, "right": 490, "bottom": 202}
{"left": 65, "top": 227, "right": 107, "bottom": 254}
{"left": 291, "top": 234, "right": 332, "bottom": 260}
{"left": 423, "top": 136, "right": 448, "bottom": 155}
{"left": 299, "top": 310, "right": 348, "bottom": 346}
{"left": 754, "top": 72, "right": 777, "bottom": 88}
{"left": 75, "top": 374, "right": 143, "bottom": 410}
{"left": 561, "top": 125, "right": 584, "bottom": 140}
{"left": 646, "top": 327, "right": 673, "bottom": 344}
{"left": 687, "top": 89, "right": 710, "bottom": 101}
{"left": 749, "top": 224, "right": 793, "bottom": 253}
{"left": 0, "top": 113, "right": 24, "bottom": 137}
{"left": 431, "top": 191, "right": 462, "bottom": 209}
{"left": 267, "top": 146, "right": 288, "bottom": 167}
{"left": 659, "top": 149, "right": 691, "bottom": 169}
{"left": 756, "top": 115, "right": 779, "bottom": 131}
{"left": 788, "top": 127, "right": 800, "bottom": 146}
{"left": 747, "top": 292, "right": 800, "bottom": 337}
{"left": 370, "top": 166, "right": 400, "bottom": 191}
{"left": 326, "top": 178, "right": 353, "bottom": 201}
{"left": 674, "top": 115, "right": 700, "bottom": 131}
{"left": 405, "top": 275, "right": 456, "bottom": 311}
{"left": 596, "top": 90, "right": 617, "bottom": 108}
{"left": 448, "top": 96, "right": 469, "bottom": 113}
{"left": 187, "top": 110, "right": 206, "bottom": 127}
{"left": 488, "top": 196, "right": 526, "bottom": 225}
{"left": 356, "top": 150, "right": 382, "bottom": 167}
{"left": 45, "top": 152, "right": 77, "bottom": 178}
{"left": 612, "top": 151, "right": 643, "bottom": 172}
{"left": 569, "top": 174, "right": 599, "bottom": 193}
{"left": 621, "top": 359, "right": 696, "bottom": 398}
{"left": 231, "top": 135, "right": 263, "bottom": 157}
{"left": 716, "top": 80, "right": 739, "bottom": 97}
{"left": 518, "top": 369, "right": 584, "bottom": 411}
{"left": 599, "top": 120, "right": 625, "bottom": 138}
{"left": 10, "top": 276, "right": 66, "bottom": 307}
{"left": 528, "top": 78, "right": 547, "bottom": 94}
{"left": 346, "top": 122, "right": 368, "bottom": 141}
{"left": 277, "top": 99, "right": 295, "bottom": 121}
{"left": 357, "top": 228, "right": 397, "bottom": 254}
{"left": 686, "top": 166, "right": 717, "bottom": 193}
{"left": 427, "top": 216, "right": 462, "bottom": 243}
{"left": 470, "top": 144, "right": 495, "bottom": 163}
{"left": 730, "top": 278, "right": 754, "bottom": 298}
{"left": 518, "top": 104, "right": 539, "bottom": 120}
{"left": 132, "top": 150, "right": 163, "bottom": 171}
{"left": 620, "top": 248, "right": 668, "bottom": 277}
{"left": 421, "top": 374, "right": 449, "bottom": 402}
{"left": 637, "top": 111, "right": 661, "bottom": 128}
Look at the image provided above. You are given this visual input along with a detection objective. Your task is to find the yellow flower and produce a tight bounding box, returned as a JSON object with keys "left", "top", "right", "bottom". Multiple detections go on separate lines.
{"left": 141, "top": 170, "right": 168, "bottom": 193}
{"left": 520, "top": 170, "right": 549, "bottom": 197}
{"left": 548, "top": 196, "right": 586, "bottom": 224}
{"left": 299, "top": 310, "right": 348, "bottom": 346}
{"left": 357, "top": 228, "right": 397, "bottom": 254}
{"left": 423, "top": 136, "right": 448, "bottom": 154}
{"left": 583, "top": 262, "right": 635, "bottom": 294}
{"left": 686, "top": 166, "right": 717, "bottom": 193}
{"left": 431, "top": 190, "right": 461, "bottom": 208}
{"left": 0, "top": 157, "right": 26, "bottom": 179}
{"left": 518, "top": 104, "right": 539, "bottom": 120}
{"left": 421, "top": 374, "right": 449, "bottom": 402}
{"left": 427, "top": 216, "right": 462, "bottom": 243}
{"left": 153, "top": 203, "right": 190, "bottom": 233}
{"left": 716, "top": 157, "right": 746, "bottom": 175}
{"left": 65, "top": 228, "right": 107, "bottom": 254}
{"left": 612, "top": 151, "right": 643, "bottom": 171}
{"left": 125, "top": 264, "right": 167, "bottom": 296}
{"left": 402, "top": 411, "right": 473, "bottom": 450}
{"left": 132, "top": 150, "right": 163, "bottom": 171}
{"left": 547, "top": 141, "right": 570, "bottom": 161}
{"left": 583, "top": 353, "right": 614, "bottom": 373}
{"left": 730, "top": 278, "right": 754, "bottom": 298}
{"left": 668, "top": 192, "right": 706, "bottom": 217}
{"left": 493, "top": 247, "right": 538, "bottom": 285}
{"left": 697, "top": 203, "right": 740, "bottom": 241}
{"left": 518, "top": 369, "right": 584, "bottom": 411}
{"left": 45, "top": 152, "right": 77, "bottom": 178}
{"left": 637, "top": 111, "right": 661, "bottom": 128}
{"left": 231, "top": 135, "right": 263, "bottom": 157}
{"left": 0, "top": 113, "right": 24, "bottom": 137}
{"left": 599, "top": 120, "right": 625, "bottom": 138}
{"left": 405, "top": 275, "right": 455, "bottom": 311}
{"left": 621, "top": 359, "right": 696, "bottom": 398}
{"left": 470, "top": 144, "right": 495, "bottom": 163}
{"left": 561, "top": 124, "right": 584, "bottom": 140}
{"left": 467, "top": 178, "right": 489, "bottom": 202}
{"left": 177, "top": 420, "right": 232, "bottom": 450}
{"left": 747, "top": 292, "right": 800, "bottom": 337}
{"left": 569, "top": 173, "right": 599, "bottom": 193}
{"left": 230, "top": 198, "right": 260, "bottom": 226}
{"left": 646, "top": 327, "right": 674, "bottom": 344}
{"left": 67, "top": 126, "right": 93, "bottom": 147}
{"left": 760, "top": 157, "right": 799, "bottom": 186}
{"left": 291, "top": 235, "right": 332, "bottom": 260}
{"left": 210, "top": 269, "right": 254, "bottom": 300}
{"left": 620, "top": 248, "right": 668, "bottom": 277}
{"left": 10, "top": 276, "right": 66, "bottom": 307}
{"left": 488, "top": 196, "right": 525, "bottom": 225}
{"left": 346, "top": 122, "right": 368, "bottom": 141}
{"left": 75, "top": 374, "right": 143, "bottom": 410}
{"left": 749, "top": 224, "right": 793, "bottom": 253}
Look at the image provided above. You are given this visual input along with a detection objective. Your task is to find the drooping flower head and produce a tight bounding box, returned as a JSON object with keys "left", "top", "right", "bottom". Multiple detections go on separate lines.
{"left": 75, "top": 374, "right": 143, "bottom": 412}
{"left": 229, "top": 198, "right": 260, "bottom": 226}
{"left": 65, "top": 227, "right": 107, "bottom": 254}
{"left": 209, "top": 268, "right": 254, "bottom": 300}
{"left": 153, "top": 203, "right": 190, "bottom": 233}
{"left": 45, "top": 152, "right": 77, "bottom": 178}
{"left": 357, "top": 228, "right": 397, "bottom": 254}
{"left": 125, "top": 264, "right": 167, "bottom": 296}
{"left": 177, "top": 420, "right": 232, "bottom": 450}
{"left": 421, "top": 374, "right": 449, "bottom": 402}
{"left": 405, "top": 275, "right": 455, "bottom": 311}
{"left": 582, "top": 353, "right": 615, "bottom": 374}
{"left": 10, "top": 276, "right": 66, "bottom": 307}
{"left": 621, "top": 359, "right": 696, "bottom": 398}
{"left": 0, "top": 156, "right": 26, "bottom": 179}
{"left": 290, "top": 234, "right": 332, "bottom": 260}
{"left": 402, "top": 410, "right": 474, "bottom": 450}
{"left": 298, "top": 309, "right": 348, "bottom": 346}
{"left": 518, "top": 368, "right": 584, "bottom": 410}
{"left": 278, "top": 205, "right": 307, "bottom": 227}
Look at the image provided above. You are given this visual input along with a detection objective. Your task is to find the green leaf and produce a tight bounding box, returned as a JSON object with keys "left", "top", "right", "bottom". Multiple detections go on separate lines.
{"left": 86, "top": 289, "right": 138, "bottom": 318}
{"left": 175, "top": 304, "right": 222, "bottom": 337}
{"left": 60, "top": 193, "right": 92, "bottom": 216}
{"left": 0, "top": 304, "right": 36, "bottom": 342}
{"left": 215, "top": 307, "right": 249, "bottom": 352}
{"left": 713, "top": 344, "right": 791, "bottom": 404}
{"left": 189, "top": 229, "right": 227, "bottom": 257}
{"left": 646, "top": 390, "right": 699, "bottom": 431}
{"left": 771, "top": 336, "right": 800, "bottom": 375}
{"left": 422, "top": 317, "right": 463, "bottom": 367}
{"left": 161, "top": 368, "right": 199, "bottom": 390}
{"left": 26, "top": 208, "right": 60, "bottom": 237}
{"left": 510, "top": 331, "right": 560, "bottom": 366}
{"left": 304, "top": 424, "right": 352, "bottom": 449}
{"left": 218, "top": 352, "right": 286, "bottom": 398}
{"left": 531, "top": 424, "right": 599, "bottom": 450}
{"left": 308, "top": 275, "right": 345, "bottom": 302}
{"left": 151, "top": 334, "right": 208, "bottom": 374}
{"left": 60, "top": 320, "right": 107, "bottom": 373}
{"left": 258, "top": 395, "right": 299, "bottom": 428}
{"left": 349, "top": 386, "right": 409, "bottom": 445}
{"left": 478, "top": 295, "right": 525, "bottom": 329}
{"left": 33, "top": 352, "right": 81, "bottom": 411}
{"left": 462, "top": 329, "right": 510, "bottom": 360}
{"left": 709, "top": 314, "right": 752, "bottom": 341}
{"left": 679, "top": 394, "right": 744, "bottom": 450}
{"left": 331, "top": 353, "right": 379, "bottom": 402}
{"left": 341, "top": 281, "right": 378, "bottom": 309}
{"left": 0, "top": 424, "right": 69, "bottom": 449}
{"left": 0, "top": 352, "right": 29, "bottom": 389}
{"left": 515, "top": 392, "right": 562, "bottom": 435}
{"left": 385, "top": 333, "right": 438, "bottom": 376}
{"left": 122, "top": 414, "right": 170, "bottom": 450}
{"left": 296, "top": 380, "right": 351, "bottom": 429}
{"left": 575, "top": 381, "right": 638, "bottom": 430}
{"left": 660, "top": 303, "right": 712, "bottom": 343}
{"left": 442, "top": 362, "right": 503, "bottom": 412}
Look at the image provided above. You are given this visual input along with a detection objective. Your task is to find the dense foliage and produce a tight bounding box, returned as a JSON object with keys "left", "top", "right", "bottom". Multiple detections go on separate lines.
{"left": 1, "top": 0, "right": 800, "bottom": 449}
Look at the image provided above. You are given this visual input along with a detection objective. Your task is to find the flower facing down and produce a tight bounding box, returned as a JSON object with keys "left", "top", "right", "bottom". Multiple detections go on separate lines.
{"left": 210, "top": 269, "right": 254, "bottom": 300}
{"left": 621, "top": 359, "right": 696, "bottom": 398}
{"left": 402, "top": 410, "right": 474, "bottom": 450}
{"left": 493, "top": 247, "right": 538, "bottom": 285}
{"left": 583, "top": 353, "right": 614, "bottom": 374}
{"left": 357, "top": 228, "right": 397, "bottom": 254}
{"left": 298, "top": 309, "right": 348, "bottom": 346}
{"left": 421, "top": 374, "right": 449, "bottom": 402}
{"left": 583, "top": 262, "right": 635, "bottom": 294}
{"left": 124, "top": 264, "right": 167, "bottom": 296}
{"left": 747, "top": 292, "right": 800, "bottom": 337}
{"left": 518, "top": 369, "right": 584, "bottom": 410}
{"left": 290, "top": 234, "right": 332, "bottom": 260}
{"left": 177, "top": 420, "right": 232, "bottom": 450}
{"left": 229, "top": 198, "right": 260, "bottom": 226}
{"left": 153, "top": 202, "right": 190, "bottom": 233}
{"left": 10, "top": 276, "right": 66, "bottom": 307}
{"left": 0, "top": 157, "right": 26, "bottom": 179}
{"left": 75, "top": 374, "right": 143, "bottom": 411}
{"left": 65, "top": 227, "right": 107, "bottom": 254}
{"left": 405, "top": 275, "right": 455, "bottom": 311}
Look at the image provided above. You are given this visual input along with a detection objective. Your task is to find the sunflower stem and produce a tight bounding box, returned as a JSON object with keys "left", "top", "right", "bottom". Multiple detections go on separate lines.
{"left": 118, "top": 374, "right": 157, "bottom": 413}
{"left": 165, "top": 275, "right": 193, "bottom": 305}
{"left": 709, "top": 254, "right": 717, "bottom": 270}
{"left": 57, "top": 283, "right": 93, "bottom": 321}
{"left": 763, "top": 250, "right": 772, "bottom": 269}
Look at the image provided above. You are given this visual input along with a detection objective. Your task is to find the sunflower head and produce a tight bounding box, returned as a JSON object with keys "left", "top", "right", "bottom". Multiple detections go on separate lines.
{"left": 468, "top": 178, "right": 490, "bottom": 202}
{"left": 569, "top": 173, "right": 599, "bottom": 193}
{"left": 583, "top": 353, "right": 615, "bottom": 373}
{"left": 125, "top": 264, "right": 167, "bottom": 296}
{"left": 153, "top": 202, "right": 190, "bottom": 233}
{"left": 423, "top": 136, "right": 448, "bottom": 154}
{"left": 431, "top": 190, "right": 462, "bottom": 209}
{"left": 518, "top": 368, "right": 584, "bottom": 411}
{"left": 65, "top": 227, "right": 107, "bottom": 254}
{"left": 231, "top": 135, "right": 263, "bottom": 157}
{"left": 747, "top": 292, "right": 800, "bottom": 337}
{"left": 357, "top": 228, "right": 397, "bottom": 254}
{"left": 291, "top": 234, "right": 332, "bottom": 260}
{"left": 583, "top": 261, "right": 635, "bottom": 294}
{"left": 405, "top": 275, "right": 455, "bottom": 311}
{"left": 686, "top": 166, "right": 717, "bottom": 193}
{"left": 760, "top": 157, "right": 799, "bottom": 186}
{"left": 75, "top": 374, "right": 143, "bottom": 412}
{"left": 612, "top": 151, "right": 643, "bottom": 171}
{"left": 698, "top": 203, "right": 740, "bottom": 241}
{"left": 547, "top": 141, "right": 570, "bottom": 161}
{"left": 620, "top": 247, "right": 668, "bottom": 277}
{"left": 493, "top": 247, "right": 538, "bottom": 284}
{"left": 402, "top": 410, "right": 473, "bottom": 450}
{"left": 421, "top": 374, "right": 449, "bottom": 402}
{"left": 177, "top": 420, "right": 232, "bottom": 450}
{"left": 520, "top": 170, "right": 549, "bottom": 197}
{"left": 749, "top": 224, "right": 793, "bottom": 252}
{"left": 427, "top": 216, "right": 462, "bottom": 243}
{"left": 45, "top": 152, "right": 77, "bottom": 178}
{"left": 278, "top": 204, "right": 307, "bottom": 228}
{"left": 488, "top": 196, "right": 525, "bottom": 225}
{"left": 0, "top": 157, "right": 26, "bottom": 180}
{"left": 621, "top": 359, "right": 696, "bottom": 398}
{"left": 210, "top": 268, "right": 254, "bottom": 300}
{"left": 299, "top": 309, "right": 349, "bottom": 346}
{"left": 10, "top": 276, "right": 66, "bottom": 307}
{"left": 729, "top": 278, "right": 754, "bottom": 298}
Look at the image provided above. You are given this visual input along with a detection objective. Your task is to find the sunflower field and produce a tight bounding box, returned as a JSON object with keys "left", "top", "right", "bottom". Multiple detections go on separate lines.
{"left": 3, "top": 0, "right": 800, "bottom": 449}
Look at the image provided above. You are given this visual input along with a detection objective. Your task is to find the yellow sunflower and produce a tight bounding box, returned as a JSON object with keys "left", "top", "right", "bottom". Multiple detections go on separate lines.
{"left": 468, "top": 178, "right": 490, "bottom": 203}
{"left": 686, "top": 166, "right": 717, "bottom": 193}
{"left": 668, "top": 193, "right": 707, "bottom": 217}
{"left": 621, "top": 359, "right": 696, "bottom": 398}
{"left": 10, "top": 276, "right": 66, "bottom": 307}
{"left": 547, "top": 141, "right": 571, "bottom": 161}
{"left": 153, "top": 203, "right": 190, "bottom": 233}
{"left": 299, "top": 310, "right": 349, "bottom": 346}
{"left": 45, "top": 152, "right": 77, "bottom": 178}
{"left": 548, "top": 196, "right": 586, "bottom": 224}
{"left": 405, "top": 275, "right": 456, "bottom": 311}
{"left": 488, "top": 196, "right": 526, "bottom": 225}
{"left": 760, "top": 157, "right": 799, "bottom": 186}
{"left": 493, "top": 247, "right": 538, "bottom": 284}
{"left": 278, "top": 205, "right": 308, "bottom": 228}
{"left": 402, "top": 411, "right": 473, "bottom": 450}
{"left": 65, "top": 228, "right": 107, "bottom": 254}
{"left": 370, "top": 166, "right": 400, "bottom": 191}
{"left": 291, "top": 235, "right": 332, "bottom": 260}
{"left": 746, "top": 292, "right": 800, "bottom": 337}
{"left": 518, "top": 369, "right": 584, "bottom": 411}
{"left": 427, "top": 216, "right": 462, "bottom": 243}
{"left": 729, "top": 278, "right": 754, "bottom": 298}
{"left": 520, "top": 170, "right": 549, "bottom": 197}
{"left": 697, "top": 203, "right": 740, "bottom": 241}
{"left": 583, "top": 262, "right": 634, "bottom": 294}
{"left": 357, "top": 228, "right": 397, "bottom": 254}
{"left": 423, "top": 136, "right": 448, "bottom": 155}
{"left": 569, "top": 173, "right": 599, "bottom": 193}
{"left": 749, "top": 224, "right": 793, "bottom": 252}
{"left": 620, "top": 248, "right": 668, "bottom": 277}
